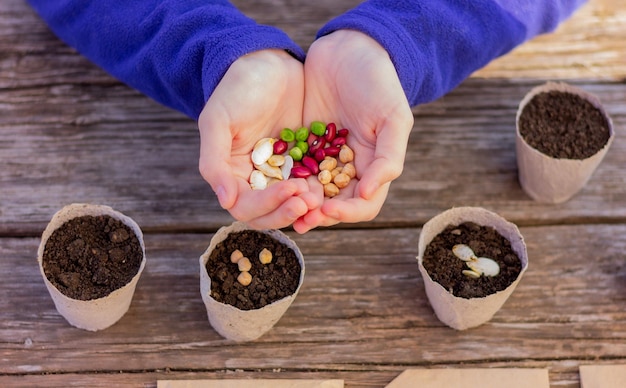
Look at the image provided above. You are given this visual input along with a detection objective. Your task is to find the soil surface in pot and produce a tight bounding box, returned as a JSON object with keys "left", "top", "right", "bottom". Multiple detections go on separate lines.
{"left": 422, "top": 222, "right": 522, "bottom": 299}
{"left": 206, "top": 230, "right": 301, "bottom": 310}
{"left": 519, "top": 90, "right": 611, "bottom": 159}
{"left": 42, "top": 215, "right": 143, "bottom": 300}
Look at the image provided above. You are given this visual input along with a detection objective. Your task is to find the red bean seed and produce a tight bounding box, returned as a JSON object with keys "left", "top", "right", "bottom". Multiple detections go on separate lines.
{"left": 273, "top": 139, "right": 288, "bottom": 155}
{"left": 308, "top": 137, "right": 326, "bottom": 155}
{"left": 324, "top": 123, "right": 337, "bottom": 142}
{"left": 331, "top": 137, "right": 346, "bottom": 147}
{"left": 313, "top": 148, "right": 326, "bottom": 162}
{"left": 302, "top": 156, "right": 320, "bottom": 175}
{"left": 324, "top": 146, "right": 340, "bottom": 157}
{"left": 337, "top": 128, "right": 349, "bottom": 137}
{"left": 290, "top": 166, "right": 313, "bottom": 178}
{"left": 307, "top": 132, "right": 318, "bottom": 146}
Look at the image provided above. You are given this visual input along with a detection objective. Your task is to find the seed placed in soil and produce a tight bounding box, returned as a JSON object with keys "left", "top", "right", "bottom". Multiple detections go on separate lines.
{"left": 237, "top": 257, "right": 252, "bottom": 272}
{"left": 452, "top": 244, "right": 476, "bottom": 262}
{"left": 230, "top": 249, "right": 244, "bottom": 264}
{"left": 452, "top": 244, "right": 500, "bottom": 278}
{"left": 259, "top": 248, "right": 273, "bottom": 264}
{"left": 467, "top": 257, "right": 500, "bottom": 277}
{"left": 237, "top": 271, "right": 252, "bottom": 286}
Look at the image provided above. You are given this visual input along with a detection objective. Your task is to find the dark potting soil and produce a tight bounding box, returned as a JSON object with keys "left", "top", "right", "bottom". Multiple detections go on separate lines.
{"left": 518, "top": 90, "right": 610, "bottom": 159}
{"left": 206, "top": 230, "right": 301, "bottom": 310}
{"left": 42, "top": 215, "right": 143, "bottom": 301}
{"left": 422, "top": 222, "right": 522, "bottom": 299}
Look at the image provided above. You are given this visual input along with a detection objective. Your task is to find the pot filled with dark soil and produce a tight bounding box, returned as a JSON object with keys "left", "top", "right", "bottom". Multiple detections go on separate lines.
{"left": 37, "top": 203, "right": 146, "bottom": 331}
{"left": 417, "top": 207, "right": 528, "bottom": 330}
{"left": 200, "top": 221, "right": 304, "bottom": 341}
{"left": 516, "top": 82, "right": 614, "bottom": 203}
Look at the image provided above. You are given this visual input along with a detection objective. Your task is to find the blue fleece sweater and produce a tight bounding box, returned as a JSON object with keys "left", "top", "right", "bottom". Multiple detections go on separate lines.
{"left": 27, "top": 0, "right": 586, "bottom": 119}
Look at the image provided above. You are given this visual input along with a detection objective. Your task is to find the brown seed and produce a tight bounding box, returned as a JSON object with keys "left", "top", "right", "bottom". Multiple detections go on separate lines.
{"left": 342, "top": 163, "right": 356, "bottom": 179}
{"left": 318, "top": 169, "right": 332, "bottom": 185}
{"left": 334, "top": 173, "right": 350, "bottom": 189}
{"left": 319, "top": 156, "right": 338, "bottom": 172}
{"left": 259, "top": 248, "right": 273, "bottom": 264}
{"left": 230, "top": 249, "right": 244, "bottom": 263}
{"left": 330, "top": 166, "right": 342, "bottom": 179}
{"left": 339, "top": 145, "right": 354, "bottom": 164}
{"left": 324, "top": 183, "right": 340, "bottom": 197}
{"left": 237, "top": 257, "right": 252, "bottom": 272}
{"left": 237, "top": 271, "right": 252, "bottom": 286}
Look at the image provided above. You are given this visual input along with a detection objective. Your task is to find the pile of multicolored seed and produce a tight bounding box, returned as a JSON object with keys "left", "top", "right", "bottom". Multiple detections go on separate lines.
{"left": 249, "top": 121, "right": 356, "bottom": 197}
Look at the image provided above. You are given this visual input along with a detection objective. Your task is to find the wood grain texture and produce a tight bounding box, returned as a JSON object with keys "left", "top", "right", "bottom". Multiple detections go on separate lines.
{"left": 2, "top": 226, "right": 626, "bottom": 387}
{"left": 1, "top": 0, "right": 625, "bottom": 387}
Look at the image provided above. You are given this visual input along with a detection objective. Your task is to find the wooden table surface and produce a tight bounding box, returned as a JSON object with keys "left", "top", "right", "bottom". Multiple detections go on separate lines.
{"left": 1, "top": 0, "right": 625, "bottom": 387}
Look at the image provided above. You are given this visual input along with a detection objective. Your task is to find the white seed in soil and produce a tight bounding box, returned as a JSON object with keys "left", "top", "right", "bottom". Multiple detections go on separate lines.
{"left": 466, "top": 257, "right": 500, "bottom": 277}
{"left": 255, "top": 162, "right": 283, "bottom": 180}
{"left": 462, "top": 269, "right": 481, "bottom": 279}
{"left": 251, "top": 137, "right": 275, "bottom": 165}
{"left": 250, "top": 170, "right": 268, "bottom": 190}
{"left": 452, "top": 244, "right": 476, "bottom": 262}
{"left": 281, "top": 155, "right": 294, "bottom": 181}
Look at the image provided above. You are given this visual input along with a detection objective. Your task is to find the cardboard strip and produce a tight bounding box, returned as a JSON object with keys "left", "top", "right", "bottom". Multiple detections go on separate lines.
{"left": 157, "top": 379, "right": 344, "bottom": 388}
{"left": 386, "top": 368, "right": 549, "bottom": 388}
{"left": 580, "top": 364, "right": 626, "bottom": 388}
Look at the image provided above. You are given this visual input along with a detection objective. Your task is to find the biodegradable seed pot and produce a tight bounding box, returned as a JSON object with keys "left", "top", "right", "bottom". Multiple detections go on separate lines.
{"left": 38, "top": 203, "right": 146, "bottom": 331}
{"left": 516, "top": 82, "right": 614, "bottom": 204}
{"left": 417, "top": 207, "right": 528, "bottom": 330}
{"left": 199, "top": 221, "right": 305, "bottom": 342}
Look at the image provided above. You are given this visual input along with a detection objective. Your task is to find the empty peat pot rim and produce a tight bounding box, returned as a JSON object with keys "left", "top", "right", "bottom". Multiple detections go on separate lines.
{"left": 516, "top": 81, "right": 614, "bottom": 160}
{"left": 515, "top": 82, "right": 615, "bottom": 204}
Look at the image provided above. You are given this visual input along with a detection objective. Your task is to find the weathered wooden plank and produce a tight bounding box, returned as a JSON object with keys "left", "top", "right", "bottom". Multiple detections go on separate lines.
{"left": 2, "top": 79, "right": 624, "bottom": 233}
{"left": 2, "top": 225, "right": 625, "bottom": 382}
{"left": 0, "top": 361, "right": 609, "bottom": 388}
{"left": 1, "top": 0, "right": 625, "bottom": 233}
{"left": 476, "top": 0, "right": 626, "bottom": 80}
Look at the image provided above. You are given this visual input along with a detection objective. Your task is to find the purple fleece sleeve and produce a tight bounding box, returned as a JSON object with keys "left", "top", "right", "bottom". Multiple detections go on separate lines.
{"left": 317, "top": 0, "right": 587, "bottom": 107}
{"left": 27, "top": 0, "right": 306, "bottom": 119}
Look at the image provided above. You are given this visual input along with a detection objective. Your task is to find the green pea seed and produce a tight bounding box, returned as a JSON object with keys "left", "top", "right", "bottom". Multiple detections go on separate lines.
{"left": 310, "top": 121, "right": 326, "bottom": 136}
{"left": 289, "top": 146, "right": 303, "bottom": 161}
{"left": 295, "top": 140, "right": 309, "bottom": 155}
{"left": 295, "top": 126, "right": 309, "bottom": 142}
{"left": 280, "top": 128, "right": 295, "bottom": 142}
